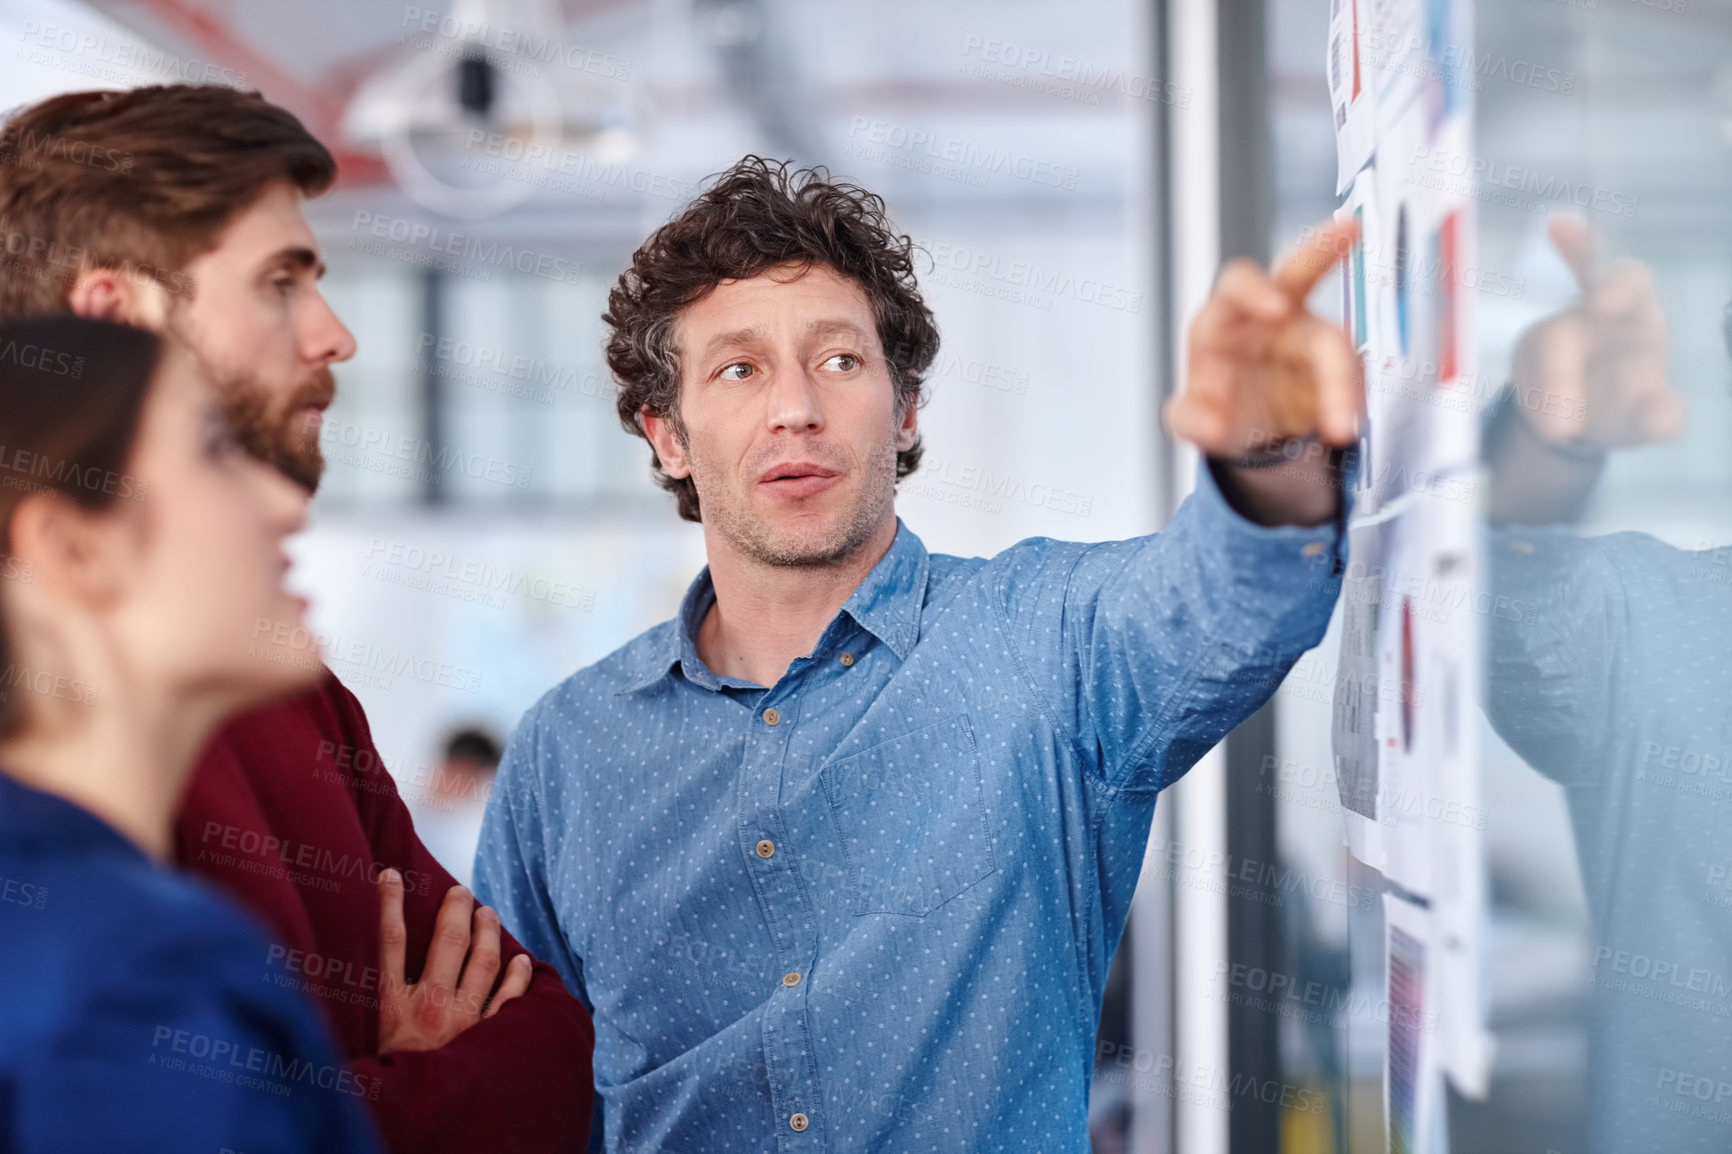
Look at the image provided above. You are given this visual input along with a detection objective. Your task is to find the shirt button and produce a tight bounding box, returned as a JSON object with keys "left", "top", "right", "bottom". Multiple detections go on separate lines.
{"left": 789, "top": 1113, "right": 809, "bottom": 1133}
{"left": 1301, "top": 541, "right": 1327, "bottom": 559}
{"left": 763, "top": 707, "right": 780, "bottom": 726}
{"left": 782, "top": 971, "right": 801, "bottom": 987}
{"left": 839, "top": 652, "right": 855, "bottom": 667}
{"left": 755, "top": 839, "right": 776, "bottom": 859}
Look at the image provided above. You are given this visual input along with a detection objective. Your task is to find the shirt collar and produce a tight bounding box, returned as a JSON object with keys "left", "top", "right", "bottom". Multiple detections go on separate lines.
{"left": 837, "top": 516, "right": 928, "bottom": 661}
{"left": 619, "top": 517, "right": 929, "bottom": 694}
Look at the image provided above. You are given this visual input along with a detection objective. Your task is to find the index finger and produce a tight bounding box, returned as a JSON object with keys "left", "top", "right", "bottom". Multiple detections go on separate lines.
{"left": 377, "top": 868, "right": 407, "bottom": 986}
{"left": 1547, "top": 213, "right": 1594, "bottom": 291}
{"left": 1274, "top": 217, "right": 1360, "bottom": 303}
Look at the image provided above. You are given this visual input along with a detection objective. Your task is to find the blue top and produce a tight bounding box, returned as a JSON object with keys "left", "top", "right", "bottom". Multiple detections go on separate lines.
{"left": 1488, "top": 527, "right": 1732, "bottom": 1154}
{"left": 0, "top": 773, "right": 382, "bottom": 1154}
{"left": 476, "top": 465, "right": 1348, "bottom": 1153}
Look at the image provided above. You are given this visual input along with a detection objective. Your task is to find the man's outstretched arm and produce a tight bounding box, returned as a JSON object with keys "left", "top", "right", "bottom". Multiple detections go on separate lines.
{"left": 999, "top": 220, "right": 1361, "bottom": 792}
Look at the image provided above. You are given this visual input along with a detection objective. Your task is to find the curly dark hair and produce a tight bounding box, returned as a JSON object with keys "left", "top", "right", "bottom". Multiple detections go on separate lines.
{"left": 604, "top": 156, "right": 939, "bottom": 522}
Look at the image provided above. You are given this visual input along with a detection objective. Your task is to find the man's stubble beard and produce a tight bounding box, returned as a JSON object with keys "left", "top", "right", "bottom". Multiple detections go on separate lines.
{"left": 690, "top": 425, "right": 902, "bottom": 569}
{"left": 208, "top": 363, "right": 334, "bottom": 494}
{"left": 165, "top": 312, "right": 333, "bottom": 493}
{"left": 228, "top": 365, "right": 333, "bottom": 493}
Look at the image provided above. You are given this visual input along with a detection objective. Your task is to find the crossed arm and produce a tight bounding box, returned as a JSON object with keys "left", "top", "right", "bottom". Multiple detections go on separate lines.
{"left": 373, "top": 868, "right": 532, "bottom": 1051}
{"left": 325, "top": 678, "right": 594, "bottom": 1154}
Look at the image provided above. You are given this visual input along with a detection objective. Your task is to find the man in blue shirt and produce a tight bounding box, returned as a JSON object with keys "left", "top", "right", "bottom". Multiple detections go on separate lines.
{"left": 1484, "top": 219, "right": 1726, "bottom": 1154}
{"left": 476, "top": 156, "right": 1361, "bottom": 1153}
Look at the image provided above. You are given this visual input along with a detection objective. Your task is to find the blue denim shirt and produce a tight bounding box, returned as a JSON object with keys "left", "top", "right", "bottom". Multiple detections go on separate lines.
{"left": 1487, "top": 527, "right": 1732, "bottom": 1154}
{"left": 475, "top": 465, "right": 1347, "bottom": 1153}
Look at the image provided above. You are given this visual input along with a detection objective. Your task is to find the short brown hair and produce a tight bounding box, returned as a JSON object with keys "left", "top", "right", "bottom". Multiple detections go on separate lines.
{"left": 604, "top": 156, "right": 939, "bottom": 522}
{"left": 0, "top": 85, "right": 336, "bottom": 318}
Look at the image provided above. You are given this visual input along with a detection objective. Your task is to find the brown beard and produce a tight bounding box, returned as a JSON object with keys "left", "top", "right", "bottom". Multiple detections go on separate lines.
{"left": 218, "top": 367, "right": 336, "bottom": 493}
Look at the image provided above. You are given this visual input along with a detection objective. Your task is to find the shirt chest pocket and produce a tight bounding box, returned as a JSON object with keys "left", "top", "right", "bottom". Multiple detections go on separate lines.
{"left": 819, "top": 712, "right": 997, "bottom": 917}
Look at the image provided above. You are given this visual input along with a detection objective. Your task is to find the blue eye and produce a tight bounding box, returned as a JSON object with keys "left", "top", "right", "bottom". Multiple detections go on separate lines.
{"left": 718, "top": 362, "right": 754, "bottom": 381}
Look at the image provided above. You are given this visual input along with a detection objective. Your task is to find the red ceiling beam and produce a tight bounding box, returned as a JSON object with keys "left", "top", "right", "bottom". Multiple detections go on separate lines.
{"left": 136, "top": 0, "right": 390, "bottom": 186}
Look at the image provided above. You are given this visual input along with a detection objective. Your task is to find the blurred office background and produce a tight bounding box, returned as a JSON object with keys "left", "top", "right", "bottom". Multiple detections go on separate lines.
{"left": 2, "top": 0, "right": 1728, "bottom": 1150}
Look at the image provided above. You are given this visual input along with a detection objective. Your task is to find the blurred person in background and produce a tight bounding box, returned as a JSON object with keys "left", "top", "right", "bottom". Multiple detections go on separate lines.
{"left": 0, "top": 85, "right": 592, "bottom": 1153}
{"left": 1484, "top": 216, "right": 1728, "bottom": 1153}
{"left": 0, "top": 316, "right": 379, "bottom": 1153}
{"left": 477, "top": 157, "right": 1363, "bottom": 1153}
{"left": 407, "top": 726, "right": 502, "bottom": 888}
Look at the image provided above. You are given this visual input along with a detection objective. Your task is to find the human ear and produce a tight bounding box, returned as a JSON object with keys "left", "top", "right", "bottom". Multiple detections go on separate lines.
{"left": 894, "top": 394, "right": 919, "bottom": 453}
{"left": 6, "top": 493, "right": 134, "bottom": 610}
{"left": 67, "top": 268, "right": 168, "bottom": 331}
{"left": 642, "top": 406, "right": 692, "bottom": 480}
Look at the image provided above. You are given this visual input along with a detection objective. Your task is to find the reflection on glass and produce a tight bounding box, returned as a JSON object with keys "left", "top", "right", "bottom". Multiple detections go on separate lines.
{"left": 1474, "top": 3, "right": 1732, "bottom": 1143}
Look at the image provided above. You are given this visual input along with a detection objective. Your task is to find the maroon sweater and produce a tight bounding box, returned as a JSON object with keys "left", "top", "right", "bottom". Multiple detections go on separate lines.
{"left": 174, "top": 669, "right": 593, "bottom": 1154}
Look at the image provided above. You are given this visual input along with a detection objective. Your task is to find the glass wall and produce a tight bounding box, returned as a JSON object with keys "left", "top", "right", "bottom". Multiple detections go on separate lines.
{"left": 1272, "top": 2, "right": 1732, "bottom": 1150}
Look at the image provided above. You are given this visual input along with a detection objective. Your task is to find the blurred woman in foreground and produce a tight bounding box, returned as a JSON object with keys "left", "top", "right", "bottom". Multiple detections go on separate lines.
{"left": 0, "top": 316, "right": 380, "bottom": 1153}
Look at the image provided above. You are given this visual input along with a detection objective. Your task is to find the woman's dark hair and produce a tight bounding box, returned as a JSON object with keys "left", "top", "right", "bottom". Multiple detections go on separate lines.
{"left": 0, "top": 316, "right": 161, "bottom": 736}
{"left": 604, "top": 156, "right": 940, "bottom": 522}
